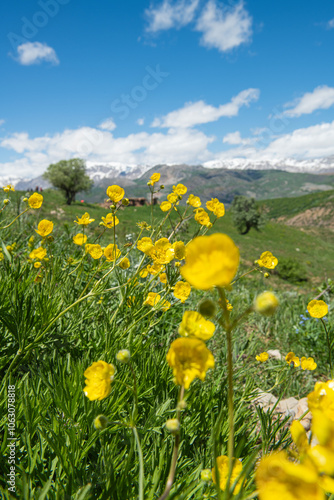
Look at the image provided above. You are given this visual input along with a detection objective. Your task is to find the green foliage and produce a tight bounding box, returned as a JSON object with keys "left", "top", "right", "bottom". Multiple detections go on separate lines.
{"left": 275, "top": 257, "right": 308, "bottom": 284}
{"left": 231, "top": 195, "right": 266, "bottom": 234}
{"left": 43, "top": 159, "right": 93, "bottom": 205}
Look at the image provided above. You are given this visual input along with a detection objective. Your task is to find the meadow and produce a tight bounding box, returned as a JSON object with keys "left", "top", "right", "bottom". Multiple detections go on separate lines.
{"left": 0, "top": 178, "right": 333, "bottom": 500}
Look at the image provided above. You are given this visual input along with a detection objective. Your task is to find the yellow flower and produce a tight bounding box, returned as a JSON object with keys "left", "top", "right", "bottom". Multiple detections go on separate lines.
{"left": 307, "top": 300, "right": 328, "bottom": 318}
{"left": 173, "top": 184, "right": 187, "bottom": 196}
{"left": 28, "top": 235, "right": 35, "bottom": 247}
{"left": 35, "top": 219, "right": 54, "bottom": 237}
{"left": 3, "top": 184, "right": 15, "bottom": 193}
{"left": 178, "top": 310, "right": 215, "bottom": 341}
{"left": 308, "top": 411, "right": 334, "bottom": 475}
{"left": 106, "top": 185, "right": 125, "bottom": 202}
{"left": 119, "top": 257, "right": 130, "bottom": 269}
{"left": 147, "top": 262, "right": 165, "bottom": 275}
{"left": 290, "top": 420, "right": 309, "bottom": 456}
{"left": 226, "top": 299, "right": 233, "bottom": 311}
{"left": 74, "top": 212, "right": 95, "bottom": 225}
{"left": 34, "top": 261, "right": 42, "bottom": 269}
{"left": 28, "top": 192, "right": 43, "bottom": 209}
{"left": 180, "top": 233, "right": 240, "bottom": 290}
{"left": 73, "top": 233, "right": 87, "bottom": 246}
{"left": 0, "top": 251, "right": 4, "bottom": 261}
{"left": 285, "top": 351, "right": 300, "bottom": 367}
{"left": 254, "top": 291, "right": 279, "bottom": 316}
{"left": 137, "top": 237, "right": 154, "bottom": 255}
{"left": 160, "top": 201, "right": 172, "bottom": 212}
{"left": 187, "top": 194, "right": 201, "bottom": 207}
{"left": 29, "top": 247, "right": 47, "bottom": 260}
{"left": 212, "top": 456, "right": 243, "bottom": 493}
{"left": 194, "top": 210, "right": 211, "bottom": 227}
{"left": 159, "top": 273, "right": 167, "bottom": 284}
{"left": 172, "top": 241, "right": 186, "bottom": 260}
{"left": 301, "top": 356, "right": 317, "bottom": 371}
{"left": 83, "top": 360, "right": 115, "bottom": 401}
{"left": 161, "top": 300, "right": 171, "bottom": 311}
{"left": 6, "top": 243, "right": 16, "bottom": 253}
{"left": 167, "top": 193, "right": 179, "bottom": 204}
{"left": 139, "top": 267, "right": 149, "bottom": 278}
{"left": 144, "top": 292, "right": 161, "bottom": 307}
{"left": 166, "top": 337, "right": 214, "bottom": 389}
{"left": 136, "top": 221, "right": 151, "bottom": 230}
{"left": 256, "top": 451, "right": 324, "bottom": 500}
{"left": 149, "top": 238, "right": 174, "bottom": 265}
{"left": 104, "top": 244, "right": 120, "bottom": 262}
{"left": 150, "top": 172, "right": 160, "bottom": 184}
{"left": 206, "top": 198, "right": 225, "bottom": 218}
{"left": 173, "top": 281, "right": 191, "bottom": 303}
{"left": 101, "top": 213, "right": 119, "bottom": 228}
{"left": 308, "top": 380, "right": 334, "bottom": 421}
{"left": 256, "top": 352, "right": 269, "bottom": 362}
{"left": 257, "top": 251, "right": 278, "bottom": 269}
{"left": 85, "top": 244, "right": 103, "bottom": 259}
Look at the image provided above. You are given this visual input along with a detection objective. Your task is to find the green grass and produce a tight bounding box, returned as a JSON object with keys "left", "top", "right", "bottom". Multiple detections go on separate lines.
{"left": 260, "top": 188, "right": 334, "bottom": 219}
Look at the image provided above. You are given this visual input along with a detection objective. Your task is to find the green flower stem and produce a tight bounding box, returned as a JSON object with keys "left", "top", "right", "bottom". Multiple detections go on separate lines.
{"left": 231, "top": 268, "right": 258, "bottom": 286}
{"left": 321, "top": 318, "right": 333, "bottom": 377}
{"left": 0, "top": 207, "right": 30, "bottom": 230}
{"left": 158, "top": 385, "right": 185, "bottom": 500}
{"left": 132, "top": 426, "right": 145, "bottom": 500}
{"left": 129, "top": 362, "right": 139, "bottom": 423}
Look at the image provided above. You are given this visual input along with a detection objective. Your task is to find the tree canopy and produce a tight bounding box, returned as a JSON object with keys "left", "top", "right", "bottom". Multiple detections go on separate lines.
{"left": 43, "top": 159, "right": 93, "bottom": 205}
{"left": 231, "top": 195, "right": 266, "bottom": 234}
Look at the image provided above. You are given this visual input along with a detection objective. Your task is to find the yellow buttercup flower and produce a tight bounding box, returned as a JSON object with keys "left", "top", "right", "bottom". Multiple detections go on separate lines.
{"left": 137, "top": 237, "right": 154, "bottom": 255}
{"left": 83, "top": 360, "right": 115, "bottom": 401}
{"left": 136, "top": 221, "right": 151, "bottom": 230}
{"left": 29, "top": 247, "right": 47, "bottom": 260}
{"left": 256, "top": 451, "right": 324, "bottom": 500}
{"left": 257, "top": 251, "right": 278, "bottom": 269}
{"left": 34, "top": 261, "right": 42, "bottom": 269}
{"left": 149, "top": 172, "right": 160, "bottom": 184}
{"left": 173, "top": 184, "right": 187, "bottom": 196}
{"left": 308, "top": 380, "right": 334, "bottom": 421}
{"left": 106, "top": 185, "right": 125, "bottom": 203}
{"left": 74, "top": 212, "right": 95, "bottom": 225}
{"left": 0, "top": 251, "right": 4, "bottom": 261}
{"left": 73, "top": 233, "right": 87, "bottom": 246}
{"left": 159, "top": 273, "right": 167, "bottom": 284}
{"left": 290, "top": 420, "right": 309, "bottom": 456}
{"left": 85, "top": 244, "right": 103, "bottom": 259}
{"left": 194, "top": 210, "right": 211, "bottom": 227}
{"left": 161, "top": 300, "right": 171, "bottom": 311}
{"left": 147, "top": 262, "right": 165, "bottom": 275}
{"left": 206, "top": 198, "right": 225, "bottom": 218}
{"left": 144, "top": 292, "right": 161, "bottom": 307}
{"left": 285, "top": 351, "right": 300, "bottom": 367}
{"left": 206, "top": 198, "right": 220, "bottom": 212}
{"left": 166, "top": 337, "right": 214, "bottom": 389}
{"left": 3, "top": 184, "right": 15, "bottom": 193}
{"left": 139, "top": 267, "right": 149, "bottom": 278}
{"left": 35, "top": 219, "right": 54, "bottom": 237}
{"left": 119, "top": 257, "right": 130, "bottom": 269}
{"left": 307, "top": 300, "right": 328, "bottom": 318}
{"left": 180, "top": 233, "right": 239, "bottom": 290}
{"left": 212, "top": 456, "right": 243, "bottom": 493}
{"left": 301, "top": 356, "right": 317, "bottom": 371}
{"left": 167, "top": 193, "right": 179, "bottom": 204}
{"left": 256, "top": 352, "right": 269, "bottom": 363}
{"left": 187, "top": 194, "right": 201, "bottom": 207}
{"left": 28, "top": 192, "right": 43, "bottom": 209}
{"left": 172, "top": 241, "right": 186, "bottom": 260}
{"left": 173, "top": 281, "right": 191, "bottom": 303}
{"left": 149, "top": 238, "right": 174, "bottom": 265}
{"left": 178, "top": 311, "right": 215, "bottom": 341}
{"left": 254, "top": 291, "right": 279, "bottom": 316}
{"left": 160, "top": 201, "right": 172, "bottom": 212}
{"left": 101, "top": 213, "right": 119, "bottom": 228}
{"left": 104, "top": 244, "right": 120, "bottom": 262}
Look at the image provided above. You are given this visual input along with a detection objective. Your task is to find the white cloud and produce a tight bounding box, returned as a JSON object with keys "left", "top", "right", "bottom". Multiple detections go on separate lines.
{"left": 15, "top": 42, "right": 59, "bottom": 66}
{"left": 0, "top": 119, "right": 5, "bottom": 126}
{"left": 137, "top": 118, "right": 145, "bottom": 126}
{"left": 98, "top": 118, "right": 116, "bottom": 131}
{"left": 145, "top": 0, "right": 199, "bottom": 32}
{"left": 152, "top": 88, "right": 259, "bottom": 128}
{"left": 0, "top": 126, "right": 214, "bottom": 177}
{"left": 223, "top": 131, "right": 254, "bottom": 145}
{"left": 328, "top": 18, "right": 334, "bottom": 29}
{"left": 195, "top": 1, "right": 252, "bottom": 52}
{"left": 284, "top": 85, "right": 334, "bottom": 117}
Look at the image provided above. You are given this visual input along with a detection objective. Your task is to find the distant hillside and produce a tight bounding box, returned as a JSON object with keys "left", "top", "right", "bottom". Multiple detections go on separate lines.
{"left": 83, "top": 165, "right": 334, "bottom": 205}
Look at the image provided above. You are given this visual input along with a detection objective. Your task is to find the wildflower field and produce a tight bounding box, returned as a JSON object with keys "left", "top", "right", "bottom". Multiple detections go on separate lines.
{"left": 0, "top": 176, "right": 333, "bottom": 500}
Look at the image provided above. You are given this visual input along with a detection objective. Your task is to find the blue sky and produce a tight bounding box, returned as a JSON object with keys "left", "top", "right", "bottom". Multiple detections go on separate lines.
{"left": 1, "top": 0, "right": 334, "bottom": 177}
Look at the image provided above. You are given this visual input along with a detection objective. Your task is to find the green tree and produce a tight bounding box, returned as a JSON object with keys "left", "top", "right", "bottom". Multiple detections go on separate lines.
{"left": 43, "top": 159, "right": 93, "bottom": 205}
{"left": 231, "top": 195, "right": 266, "bottom": 234}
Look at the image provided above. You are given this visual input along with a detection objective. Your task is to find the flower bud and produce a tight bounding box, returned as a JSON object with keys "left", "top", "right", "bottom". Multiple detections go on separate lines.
{"left": 3, "top": 187, "right": 10, "bottom": 193}
{"left": 264, "top": 272, "right": 269, "bottom": 278}
{"left": 160, "top": 185, "right": 165, "bottom": 189}
{"left": 116, "top": 349, "right": 131, "bottom": 364}
{"left": 198, "top": 298, "right": 216, "bottom": 318}
{"left": 3, "top": 199, "right": 9, "bottom": 205}
{"left": 23, "top": 197, "right": 28, "bottom": 202}
{"left": 177, "top": 399, "right": 187, "bottom": 411}
{"left": 201, "top": 469, "right": 212, "bottom": 482}
{"left": 94, "top": 415, "right": 109, "bottom": 430}
{"left": 254, "top": 291, "right": 279, "bottom": 316}
{"left": 122, "top": 198, "right": 129, "bottom": 206}
{"left": 165, "top": 418, "right": 180, "bottom": 434}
